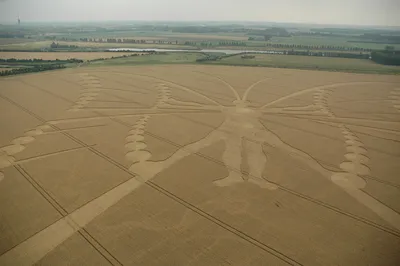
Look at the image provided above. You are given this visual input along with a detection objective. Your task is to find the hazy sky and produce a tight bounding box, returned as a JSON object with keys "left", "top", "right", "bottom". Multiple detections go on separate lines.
{"left": 0, "top": 0, "right": 399, "bottom": 26}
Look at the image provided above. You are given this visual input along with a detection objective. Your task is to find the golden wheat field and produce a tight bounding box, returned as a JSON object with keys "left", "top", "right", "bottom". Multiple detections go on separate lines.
{"left": 0, "top": 65, "right": 400, "bottom": 266}
{"left": 0, "top": 52, "right": 137, "bottom": 61}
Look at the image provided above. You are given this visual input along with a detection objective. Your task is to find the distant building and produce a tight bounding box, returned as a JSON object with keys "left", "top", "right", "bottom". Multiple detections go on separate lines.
{"left": 18, "top": 15, "right": 20, "bottom": 25}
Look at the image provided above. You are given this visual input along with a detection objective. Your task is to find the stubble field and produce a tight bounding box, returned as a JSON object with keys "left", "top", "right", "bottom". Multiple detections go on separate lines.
{"left": 0, "top": 65, "right": 399, "bottom": 266}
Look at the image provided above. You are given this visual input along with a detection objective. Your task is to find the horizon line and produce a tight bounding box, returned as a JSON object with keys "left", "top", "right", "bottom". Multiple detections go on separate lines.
{"left": 0, "top": 19, "right": 399, "bottom": 28}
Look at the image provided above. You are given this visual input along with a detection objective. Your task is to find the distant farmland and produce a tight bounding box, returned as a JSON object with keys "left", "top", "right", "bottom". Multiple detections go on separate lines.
{"left": 0, "top": 52, "right": 138, "bottom": 61}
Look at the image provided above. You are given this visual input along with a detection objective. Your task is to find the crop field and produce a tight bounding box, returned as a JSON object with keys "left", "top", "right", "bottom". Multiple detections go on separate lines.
{"left": 0, "top": 52, "right": 138, "bottom": 60}
{"left": 88, "top": 52, "right": 202, "bottom": 66}
{"left": 0, "top": 65, "right": 399, "bottom": 265}
{"left": 208, "top": 54, "right": 400, "bottom": 74}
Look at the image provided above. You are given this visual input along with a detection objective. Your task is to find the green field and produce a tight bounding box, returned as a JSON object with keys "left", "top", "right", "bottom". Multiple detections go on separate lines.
{"left": 87, "top": 52, "right": 203, "bottom": 66}
{"left": 80, "top": 52, "right": 400, "bottom": 74}
{"left": 204, "top": 54, "right": 400, "bottom": 74}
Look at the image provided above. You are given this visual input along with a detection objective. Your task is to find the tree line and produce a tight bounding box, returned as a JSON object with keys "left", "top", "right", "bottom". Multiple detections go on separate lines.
{"left": 184, "top": 41, "right": 246, "bottom": 47}
{"left": 86, "top": 53, "right": 151, "bottom": 63}
{"left": 0, "top": 64, "right": 66, "bottom": 77}
{"left": 264, "top": 43, "right": 372, "bottom": 52}
{"left": 218, "top": 41, "right": 247, "bottom": 46}
{"left": 78, "top": 38, "right": 173, "bottom": 44}
{"left": 50, "top": 42, "right": 79, "bottom": 49}
{"left": 196, "top": 52, "right": 251, "bottom": 62}
{"left": 0, "top": 58, "right": 83, "bottom": 63}
{"left": 286, "top": 50, "right": 370, "bottom": 59}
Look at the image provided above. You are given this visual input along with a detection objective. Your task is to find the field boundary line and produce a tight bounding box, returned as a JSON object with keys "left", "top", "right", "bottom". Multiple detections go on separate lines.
{"left": 10, "top": 165, "right": 122, "bottom": 266}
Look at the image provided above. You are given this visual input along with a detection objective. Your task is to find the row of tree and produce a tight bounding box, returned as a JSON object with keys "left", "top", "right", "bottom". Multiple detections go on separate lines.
{"left": 196, "top": 52, "right": 249, "bottom": 62}
{"left": 0, "top": 58, "right": 83, "bottom": 63}
{"left": 218, "top": 41, "right": 247, "bottom": 46}
{"left": 286, "top": 50, "right": 370, "bottom": 59}
{"left": 184, "top": 41, "right": 197, "bottom": 46}
{"left": 86, "top": 53, "right": 151, "bottom": 62}
{"left": 184, "top": 41, "right": 247, "bottom": 47}
{"left": 50, "top": 42, "right": 79, "bottom": 49}
{"left": 82, "top": 38, "right": 180, "bottom": 45}
{"left": 263, "top": 43, "right": 372, "bottom": 52}
{"left": 0, "top": 65, "right": 66, "bottom": 77}
{"left": 79, "top": 38, "right": 152, "bottom": 44}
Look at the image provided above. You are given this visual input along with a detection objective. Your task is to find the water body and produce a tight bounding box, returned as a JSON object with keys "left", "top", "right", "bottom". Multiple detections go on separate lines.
{"left": 107, "top": 48, "right": 284, "bottom": 55}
